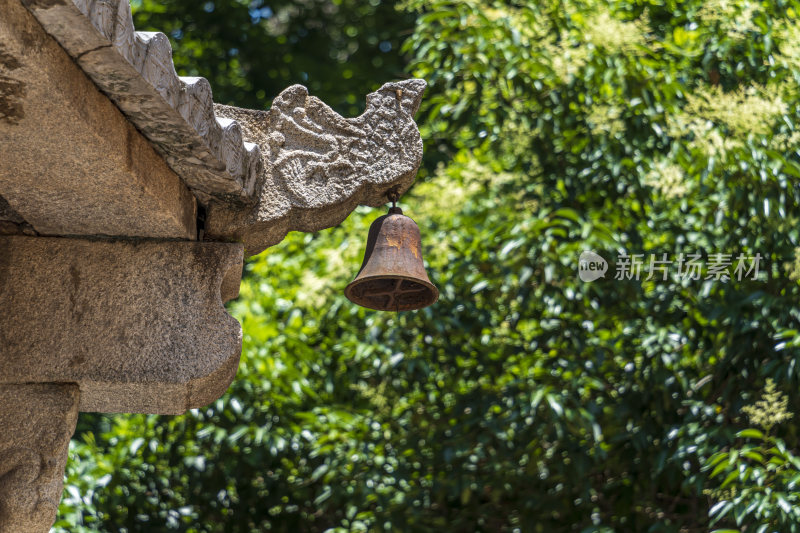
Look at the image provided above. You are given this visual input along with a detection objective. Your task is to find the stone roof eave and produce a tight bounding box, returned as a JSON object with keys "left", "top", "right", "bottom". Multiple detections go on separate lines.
{"left": 23, "top": 0, "right": 263, "bottom": 205}
{"left": 21, "top": 0, "right": 427, "bottom": 256}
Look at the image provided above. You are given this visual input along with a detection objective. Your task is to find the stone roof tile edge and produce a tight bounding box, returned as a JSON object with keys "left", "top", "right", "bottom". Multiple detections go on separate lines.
{"left": 22, "top": 0, "right": 263, "bottom": 205}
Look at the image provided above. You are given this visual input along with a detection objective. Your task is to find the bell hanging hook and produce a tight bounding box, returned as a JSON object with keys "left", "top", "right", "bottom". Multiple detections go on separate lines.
{"left": 386, "top": 188, "right": 402, "bottom": 214}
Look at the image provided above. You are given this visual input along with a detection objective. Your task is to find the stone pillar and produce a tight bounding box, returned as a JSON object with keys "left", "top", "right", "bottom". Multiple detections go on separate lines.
{"left": 0, "top": 384, "right": 80, "bottom": 532}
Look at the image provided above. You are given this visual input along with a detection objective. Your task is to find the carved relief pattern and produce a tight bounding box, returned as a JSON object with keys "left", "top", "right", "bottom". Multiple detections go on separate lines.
{"left": 268, "top": 80, "right": 425, "bottom": 208}
{"left": 208, "top": 79, "right": 426, "bottom": 255}
{"left": 0, "top": 384, "right": 79, "bottom": 532}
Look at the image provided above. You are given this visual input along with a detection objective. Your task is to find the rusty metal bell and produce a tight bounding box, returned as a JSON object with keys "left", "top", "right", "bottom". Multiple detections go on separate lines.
{"left": 345, "top": 205, "right": 438, "bottom": 311}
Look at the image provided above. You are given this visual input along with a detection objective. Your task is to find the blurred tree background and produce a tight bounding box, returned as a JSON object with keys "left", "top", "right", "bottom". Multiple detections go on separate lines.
{"left": 56, "top": 0, "right": 800, "bottom": 532}
{"left": 125, "top": 0, "right": 413, "bottom": 114}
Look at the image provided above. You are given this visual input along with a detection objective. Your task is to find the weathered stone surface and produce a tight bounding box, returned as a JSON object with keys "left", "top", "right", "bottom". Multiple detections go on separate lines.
{"left": 21, "top": 0, "right": 263, "bottom": 204}
{"left": 208, "top": 79, "right": 426, "bottom": 255}
{"left": 0, "top": 383, "right": 79, "bottom": 533}
{"left": 0, "top": 195, "right": 24, "bottom": 224}
{"left": 20, "top": 0, "right": 426, "bottom": 256}
{"left": 0, "top": 236, "right": 244, "bottom": 414}
{"left": 0, "top": 0, "right": 196, "bottom": 239}
{"left": 0, "top": 194, "right": 36, "bottom": 235}
{"left": 0, "top": 0, "right": 429, "bottom": 527}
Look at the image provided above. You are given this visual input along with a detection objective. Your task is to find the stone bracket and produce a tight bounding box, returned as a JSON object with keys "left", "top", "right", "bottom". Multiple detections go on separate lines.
{"left": 0, "top": 236, "right": 244, "bottom": 414}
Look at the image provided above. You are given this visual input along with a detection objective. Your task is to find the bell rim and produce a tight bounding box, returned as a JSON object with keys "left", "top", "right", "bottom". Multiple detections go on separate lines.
{"left": 345, "top": 274, "right": 439, "bottom": 312}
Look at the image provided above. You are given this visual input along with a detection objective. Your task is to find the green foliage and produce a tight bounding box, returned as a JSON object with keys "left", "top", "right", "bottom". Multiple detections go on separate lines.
{"left": 130, "top": 0, "right": 414, "bottom": 114}
{"left": 703, "top": 381, "right": 800, "bottom": 531}
{"left": 57, "top": 0, "right": 800, "bottom": 531}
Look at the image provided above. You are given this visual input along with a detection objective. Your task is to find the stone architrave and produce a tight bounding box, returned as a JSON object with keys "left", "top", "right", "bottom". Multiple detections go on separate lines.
{"left": 0, "top": 236, "right": 244, "bottom": 414}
